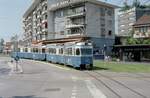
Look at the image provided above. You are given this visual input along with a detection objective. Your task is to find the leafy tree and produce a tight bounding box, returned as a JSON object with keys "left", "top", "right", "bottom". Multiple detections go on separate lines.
{"left": 143, "top": 39, "right": 150, "bottom": 44}
{"left": 126, "top": 37, "right": 150, "bottom": 45}
{"left": 0, "top": 38, "right": 4, "bottom": 53}
{"left": 120, "top": 2, "right": 131, "bottom": 11}
{"left": 126, "top": 37, "right": 137, "bottom": 45}
{"left": 132, "top": 0, "right": 141, "bottom": 8}
{"left": 0, "top": 38, "right": 4, "bottom": 45}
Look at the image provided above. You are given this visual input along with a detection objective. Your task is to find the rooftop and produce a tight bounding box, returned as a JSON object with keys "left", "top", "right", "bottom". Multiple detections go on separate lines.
{"left": 134, "top": 15, "right": 150, "bottom": 26}
{"left": 49, "top": 0, "right": 119, "bottom": 11}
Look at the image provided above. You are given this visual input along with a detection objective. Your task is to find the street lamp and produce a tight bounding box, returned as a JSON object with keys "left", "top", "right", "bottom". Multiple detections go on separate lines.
{"left": 104, "top": 44, "right": 107, "bottom": 60}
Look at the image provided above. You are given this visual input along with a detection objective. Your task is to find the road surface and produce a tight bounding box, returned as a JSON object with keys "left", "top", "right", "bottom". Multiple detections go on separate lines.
{"left": 0, "top": 57, "right": 150, "bottom": 98}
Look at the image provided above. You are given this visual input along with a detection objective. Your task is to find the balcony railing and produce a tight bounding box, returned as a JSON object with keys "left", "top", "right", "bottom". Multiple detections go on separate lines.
{"left": 42, "top": 1, "right": 47, "bottom": 6}
{"left": 65, "top": 24, "right": 84, "bottom": 29}
{"left": 42, "top": 28, "right": 48, "bottom": 32}
{"left": 66, "top": 12, "right": 85, "bottom": 18}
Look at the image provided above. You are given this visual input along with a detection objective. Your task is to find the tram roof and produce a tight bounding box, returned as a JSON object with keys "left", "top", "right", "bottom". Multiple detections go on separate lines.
{"left": 41, "top": 36, "right": 90, "bottom": 45}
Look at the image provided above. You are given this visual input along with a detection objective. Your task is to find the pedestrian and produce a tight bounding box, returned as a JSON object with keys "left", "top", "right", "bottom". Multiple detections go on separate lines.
{"left": 14, "top": 56, "right": 20, "bottom": 71}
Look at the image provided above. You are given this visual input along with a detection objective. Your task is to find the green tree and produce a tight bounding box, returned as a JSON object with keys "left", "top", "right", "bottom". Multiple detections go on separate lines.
{"left": 120, "top": 2, "right": 131, "bottom": 11}
{"left": 126, "top": 38, "right": 150, "bottom": 45}
{"left": 0, "top": 38, "right": 4, "bottom": 53}
{"left": 143, "top": 39, "right": 150, "bottom": 44}
{"left": 132, "top": 0, "right": 141, "bottom": 8}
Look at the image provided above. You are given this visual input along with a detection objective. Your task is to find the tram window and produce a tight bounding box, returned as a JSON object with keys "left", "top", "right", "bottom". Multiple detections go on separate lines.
{"left": 18, "top": 48, "right": 20, "bottom": 52}
{"left": 54, "top": 49, "right": 56, "bottom": 54}
{"left": 76, "top": 48, "right": 80, "bottom": 55}
{"left": 42, "top": 49, "right": 46, "bottom": 53}
{"left": 51, "top": 48, "right": 56, "bottom": 54}
{"left": 81, "top": 48, "right": 92, "bottom": 55}
{"left": 35, "top": 48, "right": 38, "bottom": 53}
{"left": 48, "top": 48, "right": 51, "bottom": 54}
{"left": 25, "top": 48, "right": 28, "bottom": 52}
{"left": 67, "top": 48, "right": 72, "bottom": 55}
{"left": 33, "top": 48, "right": 35, "bottom": 53}
{"left": 61, "top": 48, "right": 63, "bottom": 54}
{"left": 70, "top": 48, "right": 72, "bottom": 55}
{"left": 59, "top": 48, "right": 63, "bottom": 54}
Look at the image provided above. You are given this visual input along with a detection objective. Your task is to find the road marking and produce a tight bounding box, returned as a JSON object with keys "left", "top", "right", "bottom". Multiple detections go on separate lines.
{"left": 71, "top": 96, "right": 76, "bottom": 98}
{"left": 85, "top": 79, "right": 107, "bottom": 98}
{"left": 72, "top": 92, "right": 77, "bottom": 96}
{"left": 71, "top": 85, "right": 77, "bottom": 98}
{"left": 72, "top": 89, "right": 77, "bottom": 92}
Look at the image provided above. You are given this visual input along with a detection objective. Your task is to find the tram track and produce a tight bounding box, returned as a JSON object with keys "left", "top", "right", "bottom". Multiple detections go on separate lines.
{"left": 86, "top": 71, "right": 147, "bottom": 98}
{"left": 84, "top": 71, "right": 122, "bottom": 98}
{"left": 134, "top": 73, "right": 150, "bottom": 83}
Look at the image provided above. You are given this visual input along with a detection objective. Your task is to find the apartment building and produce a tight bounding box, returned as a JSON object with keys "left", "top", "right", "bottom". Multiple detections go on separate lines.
{"left": 118, "top": 7, "right": 150, "bottom": 36}
{"left": 23, "top": 0, "right": 51, "bottom": 46}
{"left": 23, "top": 0, "right": 117, "bottom": 55}
{"left": 133, "top": 15, "right": 150, "bottom": 38}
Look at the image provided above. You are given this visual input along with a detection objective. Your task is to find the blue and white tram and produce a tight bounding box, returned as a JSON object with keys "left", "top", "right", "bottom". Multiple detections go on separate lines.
{"left": 12, "top": 41, "right": 93, "bottom": 70}
{"left": 65, "top": 42, "right": 93, "bottom": 69}
{"left": 46, "top": 42, "right": 93, "bottom": 69}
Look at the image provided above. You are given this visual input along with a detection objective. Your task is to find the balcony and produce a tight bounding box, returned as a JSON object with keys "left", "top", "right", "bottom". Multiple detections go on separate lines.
{"left": 42, "top": 19, "right": 47, "bottom": 23}
{"left": 42, "top": 10, "right": 47, "bottom": 15}
{"left": 28, "top": 16, "right": 32, "bottom": 20}
{"left": 66, "top": 12, "right": 85, "bottom": 18}
{"left": 65, "top": 24, "right": 84, "bottom": 29}
{"left": 33, "top": 26, "right": 37, "bottom": 29}
{"left": 37, "top": 15, "right": 41, "bottom": 19}
{"left": 33, "top": 11, "right": 37, "bottom": 15}
{"left": 42, "top": 1, "right": 47, "bottom": 6}
{"left": 42, "top": 37, "right": 46, "bottom": 40}
{"left": 37, "top": 5, "right": 42, "bottom": 11}
{"left": 42, "top": 28, "right": 48, "bottom": 32}
{"left": 37, "top": 23, "right": 41, "bottom": 27}
{"left": 66, "top": 33, "right": 84, "bottom": 37}
{"left": 37, "top": 31, "right": 41, "bottom": 34}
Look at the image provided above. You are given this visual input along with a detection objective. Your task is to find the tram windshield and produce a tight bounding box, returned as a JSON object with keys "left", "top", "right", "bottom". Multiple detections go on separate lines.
{"left": 81, "top": 48, "right": 92, "bottom": 55}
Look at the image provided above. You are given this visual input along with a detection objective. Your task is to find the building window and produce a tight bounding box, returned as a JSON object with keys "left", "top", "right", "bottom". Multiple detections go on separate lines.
{"left": 108, "top": 20, "right": 112, "bottom": 27}
{"left": 107, "top": 9, "right": 113, "bottom": 16}
{"left": 100, "top": 8, "right": 105, "bottom": 16}
{"left": 55, "top": 10, "right": 63, "bottom": 18}
{"left": 139, "top": 27, "right": 148, "bottom": 33}
{"left": 60, "top": 31, "right": 64, "bottom": 35}
{"left": 108, "top": 30, "right": 112, "bottom": 36}
{"left": 101, "top": 28, "right": 106, "bottom": 37}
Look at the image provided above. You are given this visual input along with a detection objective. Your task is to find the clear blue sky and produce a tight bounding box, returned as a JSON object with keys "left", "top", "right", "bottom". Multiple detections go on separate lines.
{"left": 0, "top": 0, "right": 32, "bottom": 41}
{"left": 0, "top": 0, "right": 149, "bottom": 42}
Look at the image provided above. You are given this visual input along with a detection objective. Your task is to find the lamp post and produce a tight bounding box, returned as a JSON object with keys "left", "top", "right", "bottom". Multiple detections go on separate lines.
{"left": 104, "top": 44, "right": 107, "bottom": 60}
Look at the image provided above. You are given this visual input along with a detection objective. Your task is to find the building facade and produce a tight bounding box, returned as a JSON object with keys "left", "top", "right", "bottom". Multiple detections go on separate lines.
{"left": 23, "top": 0, "right": 117, "bottom": 55}
{"left": 133, "top": 15, "right": 150, "bottom": 38}
{"left": 118, "top": 7, "right": 150, "bottom": 36}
